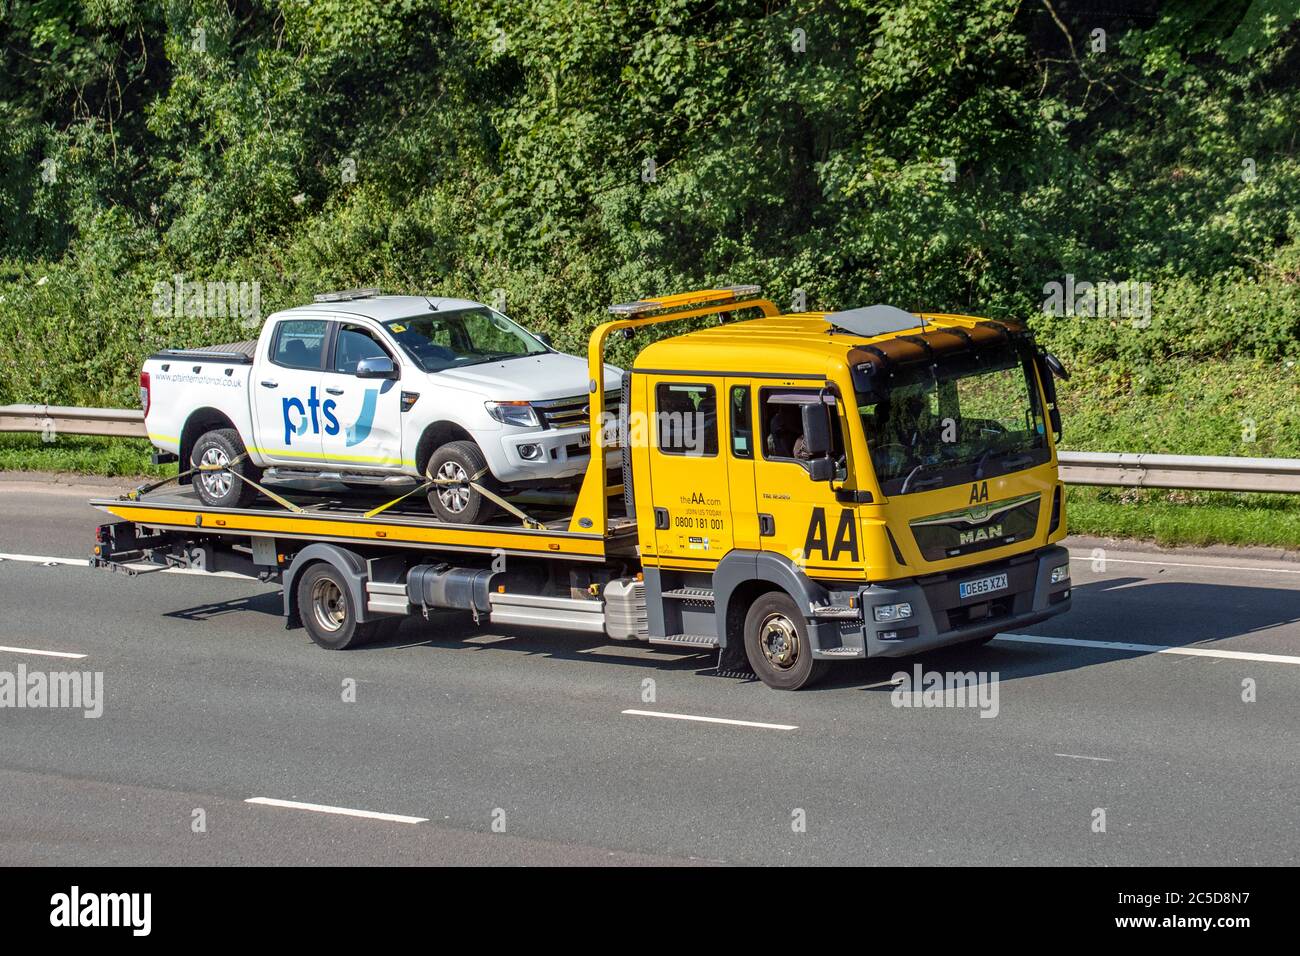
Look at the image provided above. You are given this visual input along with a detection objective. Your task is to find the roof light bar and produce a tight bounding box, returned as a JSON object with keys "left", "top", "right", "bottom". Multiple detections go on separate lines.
{"left": 313, "top": 287, "right": 383, "bottom": 303}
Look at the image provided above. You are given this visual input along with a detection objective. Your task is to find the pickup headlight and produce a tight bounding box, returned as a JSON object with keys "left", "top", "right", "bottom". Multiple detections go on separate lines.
{"left": 485, "top": 401, "right": 539, "bottom": 428}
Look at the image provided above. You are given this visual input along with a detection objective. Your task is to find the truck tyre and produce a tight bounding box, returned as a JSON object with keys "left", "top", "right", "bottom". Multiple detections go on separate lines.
{"left": 426, "top": 440, "right": 498, "bottom": 525}
{"left": 192, "top": 428, "right": 261, "bottom": 509}
{"left": 742, "top": 591, "right": 829, "bottom": 691}
{"left": 297, "top": 562, "right": 393, "bottom": 650}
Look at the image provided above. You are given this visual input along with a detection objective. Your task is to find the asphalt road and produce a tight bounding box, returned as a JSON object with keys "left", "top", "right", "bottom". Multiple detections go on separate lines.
{"left": 2, "top": 476, "right": 1298, "bottom": 865}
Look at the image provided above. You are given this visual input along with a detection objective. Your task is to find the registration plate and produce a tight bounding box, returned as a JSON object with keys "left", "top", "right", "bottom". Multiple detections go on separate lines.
{"left": 959, "top": 572, "right": 1008, "bottom": 600}
{"left": 576, "top": 430, "right": 590, "bottom": 448}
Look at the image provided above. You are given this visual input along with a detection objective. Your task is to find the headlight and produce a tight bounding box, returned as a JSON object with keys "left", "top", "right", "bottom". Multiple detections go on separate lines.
{"left": 485, "top": 401, "right": 539, "bottom": 427}
{"left": 1050, "top": 564, "right": 1070, "bottom": 585}
{"left": 873, "top": 602, "right": 913, "bottom": 623}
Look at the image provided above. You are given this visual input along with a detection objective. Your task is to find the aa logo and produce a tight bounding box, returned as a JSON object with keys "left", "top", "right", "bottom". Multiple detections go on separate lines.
{"left": 969, "top": 481, "right": 989, "bottom": 503}
{"left": 804, "top": 507, "right": 859, "bottom": 562}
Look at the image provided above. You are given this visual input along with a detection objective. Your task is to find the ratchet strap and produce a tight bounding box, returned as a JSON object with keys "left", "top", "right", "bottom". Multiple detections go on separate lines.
{"left": 127, "top": 452, "right": 541, "bottom": 528}
{"left": 124, "top": 452, "right": 303, "bottom": 514}
{"left": 365, "top": 464, "right": 545, "bottom": 530}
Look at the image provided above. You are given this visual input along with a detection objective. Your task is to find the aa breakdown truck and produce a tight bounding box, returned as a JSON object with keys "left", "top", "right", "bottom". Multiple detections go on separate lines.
{"left": 92, "top": 287, "right": 1073, "bottom": 689}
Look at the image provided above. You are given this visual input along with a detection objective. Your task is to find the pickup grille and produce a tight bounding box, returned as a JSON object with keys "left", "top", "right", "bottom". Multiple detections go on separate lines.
{"left": 534, "top": 392, "right": 619, "bottom": 429}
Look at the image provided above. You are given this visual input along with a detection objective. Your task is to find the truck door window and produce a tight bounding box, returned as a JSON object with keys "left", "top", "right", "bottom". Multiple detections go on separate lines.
{"left": 730, "top": 385, "right": 753, "bottom": 458}
{"left": 760, "top": 389, "right": 845, "bottom": 469}
{"left": 272, "top": 320, "right": 327, "bottom": 370}
{"left": 334, "top": 324, "right": 393, "bottom": 374}
{"left": 655, "top": 383, "right": 718, "bottom": 457}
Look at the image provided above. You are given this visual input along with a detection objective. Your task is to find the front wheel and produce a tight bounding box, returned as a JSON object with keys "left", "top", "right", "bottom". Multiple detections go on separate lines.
{"left": 742, "top": 591, "right": 828, "bottom": 690}
{"left": 425, "top": 440, "right": 498, "bottom": 525}
{"left": 296, "top": 563, "right": 394, "bottom": 650}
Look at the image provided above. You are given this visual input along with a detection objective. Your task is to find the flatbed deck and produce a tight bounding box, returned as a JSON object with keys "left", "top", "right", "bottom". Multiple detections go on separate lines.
{"left": 91, "top": 487, "right": 639, "bottom": 562}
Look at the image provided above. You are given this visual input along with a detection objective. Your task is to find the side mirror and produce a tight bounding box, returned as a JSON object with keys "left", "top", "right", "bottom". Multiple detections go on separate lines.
{"left": 808, "top": 457, "right": 834, "bottom": 482}
{"left": 356, "top": 356, "right": 398, "bottom": 380}
{"left": 1043, "top": 351, "right": 1069, "bottom": 380}
{"left": 800, "top": 402, "right": 831, "bottom": 457}
{"left": 536, "top": 333, "right": 553, "bottom": 347}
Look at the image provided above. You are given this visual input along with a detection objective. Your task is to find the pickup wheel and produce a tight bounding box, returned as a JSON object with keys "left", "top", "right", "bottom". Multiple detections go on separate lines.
{"left": 296, "top": 563, "right": 394, "bottom": 650}
{"left": 192, "top": 428, "right": 261, "bottom": 508}
{"left": 426, "top": 440, "right": 498, "bottom": 525}
{"left": 742, "top": 592, "right": 829, "bottom": 691}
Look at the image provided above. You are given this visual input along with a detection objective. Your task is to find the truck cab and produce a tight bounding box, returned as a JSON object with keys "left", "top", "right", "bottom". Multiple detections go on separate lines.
{"left": 606, "top": 294, "right": 1072, "bottom": 688}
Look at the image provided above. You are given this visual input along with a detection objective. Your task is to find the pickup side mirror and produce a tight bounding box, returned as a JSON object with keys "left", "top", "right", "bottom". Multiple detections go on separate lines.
{"left": 800, "top": 402, "right": 832, "bottom": 458}
{"left": 356, "top": 356, "right": 398, "bottom": 380}
{"left": 535, "top": 333, "right": 553, "bottom": 348}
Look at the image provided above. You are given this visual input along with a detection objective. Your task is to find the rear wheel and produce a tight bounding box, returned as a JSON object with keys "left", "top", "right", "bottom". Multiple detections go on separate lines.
{"left": 426, "top": 440, "right": 498, "bottom": 524}
{"left": 296, "top": 563, "right": 394, "bottom": 650}
{"left": 742, "top": 591, "right": 829, "bottom": 690}
{"left": 192, "top": 428, "right": 261, "bottom": 508}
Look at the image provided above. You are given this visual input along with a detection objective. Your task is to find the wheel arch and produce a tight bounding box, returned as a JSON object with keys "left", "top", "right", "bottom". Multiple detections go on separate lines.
{"left": 282, "top": 544, "right": 375, "bottom": 629}
{"left": 414, "top": 420, "right": 475, "bottom": 477}
{"left": 179, "top": 407, "right": 241, "bottom": 483}
{"left": 713, "top": 550, "right": 832, "bottom": 660}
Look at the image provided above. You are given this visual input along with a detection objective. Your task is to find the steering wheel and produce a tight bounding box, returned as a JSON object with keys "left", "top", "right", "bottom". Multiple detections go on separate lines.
{"left": 874, "top": 442, "right": 911, "bottom": 474}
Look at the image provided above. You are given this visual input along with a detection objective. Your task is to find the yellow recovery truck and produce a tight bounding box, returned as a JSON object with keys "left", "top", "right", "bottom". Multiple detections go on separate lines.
{"left": 92, "top": 287, "right": 1073, "bottom": 689}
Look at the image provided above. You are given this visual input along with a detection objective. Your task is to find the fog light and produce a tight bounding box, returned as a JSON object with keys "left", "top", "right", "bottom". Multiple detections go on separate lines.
{"left": 873, "top": 602, "right": 913, "bottom": 623}
{"left": 518, "top": 443, "right": 543, "bottom": 461}
{"left": 1050, "top": 564, "right": 1070, "bottom": 584}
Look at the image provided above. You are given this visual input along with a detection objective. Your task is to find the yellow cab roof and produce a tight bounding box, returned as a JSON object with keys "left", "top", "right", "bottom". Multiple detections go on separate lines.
{"left": 631, "top": 310, "right": 1002, "bottom": 377}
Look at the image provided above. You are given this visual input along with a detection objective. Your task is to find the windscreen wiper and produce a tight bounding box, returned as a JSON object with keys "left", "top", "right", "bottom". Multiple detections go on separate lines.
{"left": 899, "top": 462, "right": 945, "bottom": 495}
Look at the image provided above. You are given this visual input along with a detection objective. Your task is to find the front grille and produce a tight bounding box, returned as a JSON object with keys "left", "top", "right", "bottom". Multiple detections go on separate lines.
{"left": 909, "top": 492, "right": 1042, "bottom": 562}
{"left": 534, "top": 392, "right": 619, "bottom": 429}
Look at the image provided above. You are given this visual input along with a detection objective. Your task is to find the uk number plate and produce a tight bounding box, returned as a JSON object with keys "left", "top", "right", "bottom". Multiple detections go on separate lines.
{"left": 577, "top": 431, "right": 591, "bottom": 448}
{"left": 959, "top": 572, "right": 1008, "bottom": 600}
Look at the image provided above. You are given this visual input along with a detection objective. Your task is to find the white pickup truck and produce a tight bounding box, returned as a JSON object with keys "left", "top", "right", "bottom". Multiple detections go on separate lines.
{"left": 141, "top": 289, "right": 621, "bottom": 523}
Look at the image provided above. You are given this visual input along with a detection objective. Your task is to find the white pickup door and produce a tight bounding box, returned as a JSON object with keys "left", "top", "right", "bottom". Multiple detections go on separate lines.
{"left": 250, "top": 317, "right": 403, "bottom": 469}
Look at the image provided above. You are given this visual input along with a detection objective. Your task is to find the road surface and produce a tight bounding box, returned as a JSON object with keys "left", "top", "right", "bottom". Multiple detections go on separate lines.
{"left": 1, "top": 476, "right": 1297, "bottom": 865}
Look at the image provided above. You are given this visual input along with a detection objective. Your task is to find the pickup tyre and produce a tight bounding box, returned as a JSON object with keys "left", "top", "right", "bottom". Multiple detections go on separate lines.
{"left": 426, "top": 440, "right": 498, "bottom": 525}
{"left": 192, "top": 428, "right": 262, "bottom": 509}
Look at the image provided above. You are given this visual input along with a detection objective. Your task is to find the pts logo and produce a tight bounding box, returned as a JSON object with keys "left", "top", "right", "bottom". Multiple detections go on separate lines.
{"left": 282, "top": 386, "right": 376, "bottom": 448}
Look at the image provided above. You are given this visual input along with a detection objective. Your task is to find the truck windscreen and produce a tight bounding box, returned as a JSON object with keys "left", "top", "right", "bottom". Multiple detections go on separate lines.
{"left": 854, "top": 340, "right": 1048, "bottom": 496}
{"left": 384, "top": 308, "right": 548, "bottom": 372}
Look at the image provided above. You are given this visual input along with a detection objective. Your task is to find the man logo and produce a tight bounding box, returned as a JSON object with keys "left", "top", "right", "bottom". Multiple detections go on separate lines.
{"left": 959, "top": 524, "right": 1003, "bottom": 545}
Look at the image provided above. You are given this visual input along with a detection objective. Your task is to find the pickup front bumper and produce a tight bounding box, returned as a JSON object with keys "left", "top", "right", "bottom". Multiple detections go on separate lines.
{"left": 806, "top": 545, "right": 1072, "bottom": 660}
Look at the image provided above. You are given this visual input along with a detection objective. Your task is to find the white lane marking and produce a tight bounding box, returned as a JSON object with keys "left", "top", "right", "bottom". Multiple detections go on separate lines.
{"left": 0, "top": 553, "right": 88, "bottom": 567}
{"left": 0, "top": 553, "right": 253, "bottom": 579}
{"left": 1055, "top": 753, "right": 1115, "bottom": 762}
{"left": 622, "top": 709, "right": 797, "bottom": 731}
{"left": 995, "top": 632, "right": 1300, "bottom": 665}
{"left": 245, "top": 797, "right": 427, "bottom": 824}
{"left": 1068, "top": 553, "right": 1300, "bottom": 576}
{"left": 0, "top": 644, "right": 87, "bottom": 660}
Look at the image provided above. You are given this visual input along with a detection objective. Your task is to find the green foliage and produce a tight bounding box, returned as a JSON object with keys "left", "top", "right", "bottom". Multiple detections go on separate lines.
{"left": 1, "top": 0, "right": 1298, "bottom": 450}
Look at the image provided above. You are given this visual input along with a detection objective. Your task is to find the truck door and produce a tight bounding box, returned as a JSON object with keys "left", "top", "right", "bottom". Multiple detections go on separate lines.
{"left": 252, "top": 318, "right": 329, "bottom": 464}
{"left": 319, "top": 322, "right": 406, "bottom": 470}
{"left": 751, "top": 387, "right": 864, "bottom": 577}
{"left": 645, "top": 377, "right": 735, "bottom": 563}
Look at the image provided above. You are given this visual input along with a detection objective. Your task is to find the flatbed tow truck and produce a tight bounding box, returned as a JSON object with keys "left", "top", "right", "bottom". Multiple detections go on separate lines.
{"left": 92, "top": 287, "right": 1073, "bottom": 689}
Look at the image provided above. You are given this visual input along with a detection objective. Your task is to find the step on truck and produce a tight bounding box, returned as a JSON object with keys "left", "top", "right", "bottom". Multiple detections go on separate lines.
{"left": 94, "top": 286, "right": 1074, "bottom": 689}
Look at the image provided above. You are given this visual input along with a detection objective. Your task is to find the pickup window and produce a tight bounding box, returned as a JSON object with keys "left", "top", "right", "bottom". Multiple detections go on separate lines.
{"left": 334, "top": 324, "right": 395, "bottom": 374}
{"left": 272, "top": 319, "right": 328, "bottom": 370}
{"left": 383, "top": 308, "right": 547, "bottom": 372}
